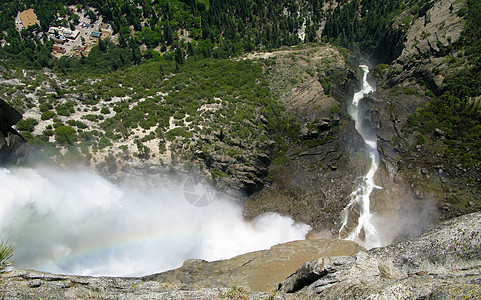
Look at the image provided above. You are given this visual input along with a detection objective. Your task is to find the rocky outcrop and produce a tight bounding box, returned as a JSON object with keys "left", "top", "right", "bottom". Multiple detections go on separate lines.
{"left": 0, "top": 98, "right": 29, "bottom": 165}
{"left": 279, "top": 212, "right": 481, "bottom": 298}
{"left": 0, "top": 269, "right": 240, "bottom": 299}
{"left": 191, "top": 132, "right": 275, "bottom": 197}
{"left": 371, "top": 0, "right": 464, "bottom": 68}
{"left": 0, "top": 239, "right": 363, "bottom": 299}
{"left": 245, "top": 47, "right": 370, "bottom": 233}
{"left": 244, "top": 118, "right": 369, "bottom": 232}
{"left": 143, "top": 239, "right": 363, "bottom": 292}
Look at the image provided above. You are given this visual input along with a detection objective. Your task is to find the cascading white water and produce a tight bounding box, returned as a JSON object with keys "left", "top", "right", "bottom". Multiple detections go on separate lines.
{"left": 0, "top": 166, "right": 310, "bottom": 276}
{"left": 339, "top": 65, "right": 382, "bottom": 249}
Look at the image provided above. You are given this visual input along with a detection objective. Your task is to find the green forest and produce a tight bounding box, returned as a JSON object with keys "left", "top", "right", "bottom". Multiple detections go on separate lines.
{"left": 0, "top": 0, "right": 480, "bottom": 185}
{"left": 0, "top": 0, "right": 322, "bottom": 71}
{"left": 0, "top": 0, "right": 425, "bottom": 71}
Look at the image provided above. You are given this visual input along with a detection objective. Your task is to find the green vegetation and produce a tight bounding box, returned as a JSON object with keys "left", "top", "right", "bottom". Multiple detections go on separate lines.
{"left": 444, "top": 0, "right": 481, "bottom": 100}
{"left": 0, "top": 0, "right": 327, "bottom": 72}
{"left": 0, "top": 241, "right": 14, "bottom": 272}
{"left": 55, "top": 125, "right": 78, "bottom": 145}
{"left": 322, "top": 0, "right": 406, "bottom": 53}
{"left": 319, "top": 68, "right": 348, "bottom": 95}
{"left": 402, "top": 0, "right": 481, "bottom": 190}
{"left": 16, "top": 117, "right": 38, "bottom": 132}
{"left": 2, "top": 54, "right": 297, "bottom": 174}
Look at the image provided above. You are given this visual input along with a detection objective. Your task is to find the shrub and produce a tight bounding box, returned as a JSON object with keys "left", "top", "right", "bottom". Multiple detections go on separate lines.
{"left": 42, "top": 129, "right": 54, "bottom": 136}
{"left": 84, "top": 114, "right": 99, "bottom": 121}
{"left": 0, "top": 241, "right": 14, "bottom": 272}
{"left": 16, "top": 118, "right": 38, "bottom": 132}
{"left": 97, "top": 137, "right": 112, "bottom": 149}
{"left": 165, "top": 127, "right": 193, "bottom": 141}
{"left": 55, "top": 126, "right": 78, "bottom": 145}
{"left": 41, "top": 110, "right": 55, "bottom": 120}
{"left": 39, "top": 102, "right": 52, "bottom": 112}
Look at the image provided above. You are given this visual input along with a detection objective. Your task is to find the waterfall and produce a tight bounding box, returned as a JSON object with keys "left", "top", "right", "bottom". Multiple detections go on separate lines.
{"left": 339, "top": 65, "right": 382, "bottom": 249}
{"left": 0, "top": 166, "right": 310, "bottom": 276}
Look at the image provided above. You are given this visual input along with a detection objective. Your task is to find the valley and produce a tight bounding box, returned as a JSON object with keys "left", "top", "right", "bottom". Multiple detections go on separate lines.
{"left": 0, "top": 0, "right": 480, "bottom": 298}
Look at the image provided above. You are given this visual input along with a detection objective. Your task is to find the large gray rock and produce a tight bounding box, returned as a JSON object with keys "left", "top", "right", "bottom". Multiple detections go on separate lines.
{"left": 278, "top": 212, "right": 481, "bottom": 299}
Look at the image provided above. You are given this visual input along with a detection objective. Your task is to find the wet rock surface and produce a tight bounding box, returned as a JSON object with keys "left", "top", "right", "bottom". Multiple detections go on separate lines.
{"left": 245, "top": 119, "right": 370, "bottom": 232}
{"left": 143, "top": 239, "right": 363, "bottom": 292}
{"left": 244, "top": 49, "right": 370, "bottom": 233}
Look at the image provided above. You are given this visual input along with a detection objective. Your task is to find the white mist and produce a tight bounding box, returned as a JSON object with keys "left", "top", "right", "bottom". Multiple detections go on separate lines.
{"left": 339, "top": 65, "right": 382, "bottom": 249}
{"left": 0, "top": 166, "right": 310, "bottom": 276}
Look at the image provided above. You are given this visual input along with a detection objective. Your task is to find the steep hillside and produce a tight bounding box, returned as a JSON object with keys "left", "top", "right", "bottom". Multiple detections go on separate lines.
{"left": 1, "top": 0, "right": 479, "bottom": 237}
{"left": 243, "top": 47, "right": 370, "bottom": 231}
{"left": 363, "top": 0, "right": 481, "bottom": 223}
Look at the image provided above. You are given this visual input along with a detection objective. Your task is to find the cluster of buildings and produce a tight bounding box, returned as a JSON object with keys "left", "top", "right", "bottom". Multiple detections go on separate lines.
{"left": 49, "top": 27, "right": 80, "bottom": 40}
{"left": 14, "top": 8, "right": 108, "bottom": 57}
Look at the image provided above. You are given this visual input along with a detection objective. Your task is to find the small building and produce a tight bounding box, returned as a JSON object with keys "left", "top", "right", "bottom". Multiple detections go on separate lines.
{"left": 18, "top": 9, "right": 39, "bottom": 29}
{"left": 52, "top": 45, "right": 65, "bottom": 53}
{"left": 74, "top": 45, "right": 86, "bottom": 51}
{"left": 91, "top": 31, "right": 102, "bottom": 38}
{"left": 48, "top": 26, "right": 62, "bottom": 35}
{"left": 52, "top": 38, "right": 65, "bottom": 44}
{"left": 64, "top": 29, "right": 80, "bottom": 39}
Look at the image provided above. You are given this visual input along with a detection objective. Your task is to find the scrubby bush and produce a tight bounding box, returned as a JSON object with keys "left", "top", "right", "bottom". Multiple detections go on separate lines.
{"left": 0, "top": 241, "right": 14, "bottom": 272}
{"left": 16, "top": 118, "right": 38, "bottom": 132}
{"left": 41, "top": 110, "right": 55, "bottom": 120}
{"left": 55, "top": 126, "right": 78, "bottom": 145}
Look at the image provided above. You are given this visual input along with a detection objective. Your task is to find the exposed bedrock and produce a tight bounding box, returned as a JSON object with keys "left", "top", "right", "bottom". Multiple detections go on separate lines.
{"left": 279, "top": 211, "right": 481, "bottom": 299}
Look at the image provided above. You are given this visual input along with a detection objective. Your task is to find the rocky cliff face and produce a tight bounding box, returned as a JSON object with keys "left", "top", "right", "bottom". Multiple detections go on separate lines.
{"left": 0, "top": 98, "right": 29, "bottom": 165}
{"left": 356, "top": 0, "right": 479, "bottom": 238}
{"left": 244, "top": 47, "right": 371, "bottom": 233}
